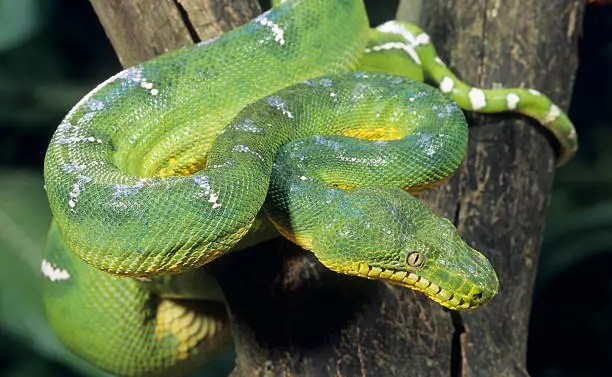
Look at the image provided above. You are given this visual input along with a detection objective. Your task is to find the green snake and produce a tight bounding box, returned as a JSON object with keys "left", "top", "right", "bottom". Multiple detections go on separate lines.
{"left": 41, "top": 0, "right": 578, "bottom": 376}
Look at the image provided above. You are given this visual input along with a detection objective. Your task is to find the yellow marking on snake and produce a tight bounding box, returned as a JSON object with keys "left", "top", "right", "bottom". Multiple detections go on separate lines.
{"left": 155, "top": 299, "right": 225, "bottom": 360}
{"left": 341, "top": 126, "right": 406, "bottom": 140}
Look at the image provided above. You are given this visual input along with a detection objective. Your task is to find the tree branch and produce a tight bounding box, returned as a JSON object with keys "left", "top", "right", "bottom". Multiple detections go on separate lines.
{"left": 89, "top": 0, "right": 583, "bottom": 375}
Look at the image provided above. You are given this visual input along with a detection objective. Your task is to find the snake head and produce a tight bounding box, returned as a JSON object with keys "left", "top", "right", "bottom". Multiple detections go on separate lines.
{"left": 394, "top": 217, "right": 500, "bottom": 310}
{"left": 311, "top": 187, "right": 499, "bottom": 311}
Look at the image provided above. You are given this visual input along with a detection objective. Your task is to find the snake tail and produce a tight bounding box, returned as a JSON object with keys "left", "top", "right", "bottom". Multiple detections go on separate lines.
{"left": 361, "top": 20, "right": 578, "bottom": 166}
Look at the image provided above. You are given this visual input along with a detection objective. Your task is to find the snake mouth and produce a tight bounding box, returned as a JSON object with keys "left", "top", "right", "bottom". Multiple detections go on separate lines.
{"left": 327, "top": 261, "right": 491, "bottom": 311}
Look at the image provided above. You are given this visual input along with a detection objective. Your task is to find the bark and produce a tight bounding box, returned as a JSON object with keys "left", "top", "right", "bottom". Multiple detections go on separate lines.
{"left": 414, "top": 1, "right": 582, "bottom": 375}
{"left": 88, "top": 0, "right": 582, "bottom": 376}
{"left": 89, "top": 0, "right": 261, "bottom": 67}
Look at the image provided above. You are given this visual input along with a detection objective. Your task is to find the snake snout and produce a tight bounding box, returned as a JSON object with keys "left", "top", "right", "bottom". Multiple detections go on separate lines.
{"left": 438, "top": 245, "right": 499, "bottom": 310}
{"left": 465, "top": 250, "right": 500, "bottom": 308}
{"left": 466, "top": 287, "right": 493, "bottom": 308}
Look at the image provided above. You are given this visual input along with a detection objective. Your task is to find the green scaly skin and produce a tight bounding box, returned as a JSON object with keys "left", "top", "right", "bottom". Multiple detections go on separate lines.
{"left": 41, "top": 0, "right": 577, "bottom": 376}
{"left": 359, "top": 21, "right": 578, "bottom": 165}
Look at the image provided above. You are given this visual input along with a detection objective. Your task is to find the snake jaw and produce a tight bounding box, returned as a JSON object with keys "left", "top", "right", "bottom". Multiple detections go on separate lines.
{"left": 320, "top": 260, "right": 497, "bottom": 311}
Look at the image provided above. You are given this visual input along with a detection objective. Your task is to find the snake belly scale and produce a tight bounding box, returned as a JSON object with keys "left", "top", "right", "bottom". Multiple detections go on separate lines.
{"left": 41, "top": 0, "right": 577, "bottom": 376}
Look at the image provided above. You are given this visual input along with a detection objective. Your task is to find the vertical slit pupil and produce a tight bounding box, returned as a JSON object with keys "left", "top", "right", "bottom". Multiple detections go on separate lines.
{"left": 407, "top": 252, "right": 423, "bottom": 267}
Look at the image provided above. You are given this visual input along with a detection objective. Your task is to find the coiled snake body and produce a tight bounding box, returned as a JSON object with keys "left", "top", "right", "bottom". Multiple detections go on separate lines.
{"left": 41, "top": 0, "right": 577, "bottom": 375}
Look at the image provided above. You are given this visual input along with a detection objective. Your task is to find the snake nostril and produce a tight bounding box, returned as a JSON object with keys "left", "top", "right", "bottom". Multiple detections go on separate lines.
{"left": 471, "top": 292, "right": 483, "bottom": 301}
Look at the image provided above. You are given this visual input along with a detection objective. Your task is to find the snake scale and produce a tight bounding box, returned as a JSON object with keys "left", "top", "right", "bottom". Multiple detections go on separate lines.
{"left": 41, "top": 0, "right": 578, "bottom": 376}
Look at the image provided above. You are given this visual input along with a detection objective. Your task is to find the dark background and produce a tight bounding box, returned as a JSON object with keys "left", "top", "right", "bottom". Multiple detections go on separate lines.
{"left": 0, "top": 1, "right": 610, "bottom": 376}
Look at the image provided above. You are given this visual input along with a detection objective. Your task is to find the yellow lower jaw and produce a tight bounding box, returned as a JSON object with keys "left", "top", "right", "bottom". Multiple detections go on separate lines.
{"left": 269, "top": 225, "right": 482, "bottom": 311}
{"left": 322, "top": 261, "right": 478, "bottom": 311}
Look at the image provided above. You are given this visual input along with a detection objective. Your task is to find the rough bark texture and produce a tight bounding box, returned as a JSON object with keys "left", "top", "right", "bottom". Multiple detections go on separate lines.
{"left": 415, "top": 1, "right": 583, "bottom": 375}
{"left": 88, "top": 0, "right": 582, "bottom": 376}
{"left": 89, "top": 0, "right": 260, "bottom": 67}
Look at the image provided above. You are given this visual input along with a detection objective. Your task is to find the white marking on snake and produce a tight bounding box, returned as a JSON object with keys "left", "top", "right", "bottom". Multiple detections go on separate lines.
{"left": 208, "top": 192, "right": 221, "bottom": 209}
{"left": 439, "top": 77, "right": 454, "bottom": 93}
{"left": 415, "top": 33, "right": 430, "bottom": 45}
{"left": 314, "top": 135, "right": 341, "bottom": 151}
{"left": 84, "top": 99, "right": 105, "bottom": 111}
{"left": 56, "top": 136, "right": 103, "bottom": 145}
{"left": 320, "top": 78, "right": 333, "bottom": 87}
{"left": 196, "top": 36, "right": 220, "bottom": 47}
{"left": 506, "top": 93, "right": 520, "bottom": 110}
{"left": 435, "top": 57, "right": 446, "bottom": 66}
{"left": 62, "top": 66, "right": 144, "bottom": 121}
{"left": 468, "top": 88, "right": 487, "bottom": 110}
{"left": 62, "top": 163, "right": 86, "bottom": 173}
{"left": 365, "top": 42, "right": 421, "bottom": 65}
{"left": 232, "top": 119, "right": 264, "bottom": 133}
{"left": 68, "top": 175, "right": 92, "bottom": 209}
{"left": 337, "top": 154, "right": 387, "bottom": 166}
{"left": 265, "top": 96, "right": 294, "bottom": 119}
{"left": 139, "top": 78, "right": 158, "bottom": 96}
{"left": 41, "top": 259, "right": 70, "bottom": 281}
{"left": 377, "top": 21, "right": 418, "bottom": 45}
{"left": 113, "top": 179, "right": 148, "bottom": 199}
{"left": 194, "top": 176, "right": 211, "bottom": 191}
{"left": 76, "top": 112, "right": 95, "bottom": 126}
{"left": 528, "top": 89, "right": 541, "bottom": 96}
{"left": 233, "top": 144, "right": 265, "bottom": 161}
{"left": 376, "top": 21, "right": 431, "bottom": 47}
{"left": 254, "top": 11, "right": 285, "bottom": 45}
{"left": 120, "top": 66, "right": 145, "bottom": 84}
{"left": 57, "top": 121, "right": 72, "bottom": 133}
{"left": 208, "top": 161, "right": 234, "bottom": 169}
{"left": 193, "top": 176, "right": 221, "bottom": 209}
{"left": 544, "top": 105, "right": 561, "bottom": 124}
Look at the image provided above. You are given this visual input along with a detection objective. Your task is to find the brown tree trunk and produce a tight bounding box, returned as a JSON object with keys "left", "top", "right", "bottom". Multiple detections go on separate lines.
{"left": 88, "top": 0, "right": 583, "bottom": 376}
{"left": 414, "top": 1, "right": 583, "bottom": 375}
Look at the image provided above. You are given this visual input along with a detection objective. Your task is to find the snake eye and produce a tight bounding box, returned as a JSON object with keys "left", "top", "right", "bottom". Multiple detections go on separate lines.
{"left": 406, "top": 252, "right": 425, "bottom": 268}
